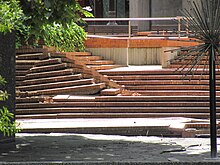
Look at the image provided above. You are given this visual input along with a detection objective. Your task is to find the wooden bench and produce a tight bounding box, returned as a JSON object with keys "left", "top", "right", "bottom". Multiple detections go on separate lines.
{"left": 87, "top": 25, "right": 138, "bottom": 35}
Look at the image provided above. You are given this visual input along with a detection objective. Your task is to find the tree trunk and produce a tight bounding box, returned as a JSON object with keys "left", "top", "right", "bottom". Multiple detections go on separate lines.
{"left": 0, "top": 32, "right": 16, "bottom": 143}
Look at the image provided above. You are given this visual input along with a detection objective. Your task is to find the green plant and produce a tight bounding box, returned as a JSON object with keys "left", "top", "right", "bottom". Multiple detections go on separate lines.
{"left": 0, "top": 76, "right": 20, "bottom": 136}
{"left": 42, "top": 21, "right": 86, "bottom": 52}
{"left": 19, "top": 0, "right": 92, "bottom": 47}
{"left": 0, "top": 0, "right": 28, "bottom": 48}
{"left": 0, "top": 0, "right": 26, "bottom": 33}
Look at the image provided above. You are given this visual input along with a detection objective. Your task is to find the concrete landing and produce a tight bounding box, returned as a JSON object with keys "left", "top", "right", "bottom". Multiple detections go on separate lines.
{"left": 17, "top": 117, "right": 197, "bottom": 137}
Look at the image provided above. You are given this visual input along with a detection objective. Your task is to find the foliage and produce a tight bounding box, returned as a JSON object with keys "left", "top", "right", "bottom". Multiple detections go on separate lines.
{"left": 19, "top": 0, "right": 92, "bottom": 47}
{"left": 0, "top": 0, "right": 26, "bottom": 33}
{"left": 0, "top": 76, "right": 20, "bottom": 136}
{"left": 42, "top": 22, "right": 86, "bottom": 52}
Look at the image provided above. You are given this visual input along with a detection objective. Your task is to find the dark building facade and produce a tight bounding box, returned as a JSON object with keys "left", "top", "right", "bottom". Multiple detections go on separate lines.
{"left": 79, "top": 0, "right": 190, "bottom": 30}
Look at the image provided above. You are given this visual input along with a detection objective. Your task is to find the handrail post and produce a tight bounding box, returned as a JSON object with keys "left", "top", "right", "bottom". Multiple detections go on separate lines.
{"left": 128, "top": 20, "right": 131, "bottom": 39}
{"left": 177, "top": 16, "right": 181, "bottom": 38}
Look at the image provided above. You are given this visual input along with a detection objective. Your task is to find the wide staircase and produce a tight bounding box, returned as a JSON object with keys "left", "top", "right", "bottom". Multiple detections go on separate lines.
{"left": 16, "top": 48, "right": 220, "bottom": 118}
{"left": 15, "top": 47, "right": 220, "bottom": 136}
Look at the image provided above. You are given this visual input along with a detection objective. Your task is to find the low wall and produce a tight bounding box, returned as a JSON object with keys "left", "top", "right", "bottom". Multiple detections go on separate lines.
{"left": 85, "top": 37, "right": 198, "bottom": 66}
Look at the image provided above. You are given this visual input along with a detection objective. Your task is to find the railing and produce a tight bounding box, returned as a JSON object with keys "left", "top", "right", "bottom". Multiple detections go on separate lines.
{"left": 83, "top": 16, "right": 187, "bottom": 38}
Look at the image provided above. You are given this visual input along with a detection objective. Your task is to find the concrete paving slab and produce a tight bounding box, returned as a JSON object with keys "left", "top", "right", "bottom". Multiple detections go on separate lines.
{"left": 17, "top": 118, "right": 190, "bottom": 136}
{"left": 1, "top": 133, "right": 220, "bottom": 164}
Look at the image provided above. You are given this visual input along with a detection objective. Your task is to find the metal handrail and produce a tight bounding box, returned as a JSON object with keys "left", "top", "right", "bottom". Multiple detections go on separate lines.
{"left": 83, "top": 16, "right": 184, "bottom": 38}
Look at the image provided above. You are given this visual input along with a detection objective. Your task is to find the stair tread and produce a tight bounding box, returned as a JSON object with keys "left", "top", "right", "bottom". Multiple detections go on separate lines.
{"left": 16, "top": 112, "right": 219, "bottom": 119}
{"left": 16, "top": 106, "right": 219, "bottom": 115}
{"left": 25, "top": 69, "right": 79, "bottom": 79}
{"left": 21, "top": 74, "right": 82, "bottom": 86}
{"left": 17, "top": 79, "right": 94, "bottom": 91}
{"left": 26, "top": 83, "right": 106, "bottom": 96}
{"left": 16, "top": 101, "right": 215, "bottom": 109}
{"left": 29, "top": 63, "right": 67, "bottom": 73}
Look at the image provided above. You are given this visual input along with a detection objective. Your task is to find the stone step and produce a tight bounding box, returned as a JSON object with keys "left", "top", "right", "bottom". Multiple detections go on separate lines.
{"left": 16, "top": 101, "right": 217, "bottom": 109}
{"left": 25, "top": 69, "right": 80, "bottom": 80}
{"left": 107, "top": 75, "right": 216, "bottom": 80}
{"left": 34, "top": 58, "right": 62, "bottom": 66}
{"left": 15, "top": 112, "right": 220, "bottom": 119}
{"left": 16, "top": 53, "right": 48, "bottom": 60}
{"left": 130, "top": 90, "right": 217, "bottom": 96}
{"left": 125, "top": 85, "right": 215, "bottom": 90}
{"left": 26, "top": 83, "right": 106, "bottom": 96}
{"left": 16, "top": 107, "right": 220, "bottom": 115}
{"left": 171, "top": 60, "right": 218, "bottom": 65}
{"left": 52, "top": 95, "right": 96, "bottom": 102}
{"left": 86, "top": 60, "right": 114, "bottom": 65}
{"left": 169, "top": 64, "right": 220, "bottom": 69}
{"left": 99, "top": 69, "right": 220, "bottom": 76}
{"left": 115, "top": 80, "right": 211, "bottom": 85}
{"left": 16, "top": 70, "right": 29, "bottom": 76}
{"left": 20, "top": 74, "right": 82, "bottom": 86}
{"left": 16, "top": 60, "right": 41, "bottom": 65}
{"left": 17, "top": 79, "right": 94, "bottom": 91}
{"left": 16, "top": 65, "right": 34, "bottom": 70}
{"left": 16, "top": 97, "right": 45, "bottom": 103}
{"left": 87, "top": 65, "right": 122, "bottom": 70}
{"left": 75, "top": 56, "right": 102, "bottom": 61}
{"left": 100, "top": 88, "right": 121, "bottom": 96}
{"left": 94, "top": 96, "right": 220, "bottom": 102}
{"left": 16, "top": 47, "right": 47, "bottom": 54}
{"left": 16, "top": 76, "right": 26, "bottom": 82}
{"left": 29, "top": 63, "right": 68, "bottom": 73}
{"left": 65, "top": 52, "right": 92, "bottom": 56}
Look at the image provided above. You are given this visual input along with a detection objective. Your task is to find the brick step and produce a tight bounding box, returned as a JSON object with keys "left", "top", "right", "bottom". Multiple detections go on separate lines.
{"left": 107, "top": 75, "right": 215, "bottom": 80}
{"left": 99, "top": 69, "right": 220, "bottom": 75}
{"left": 115, "top": 80, "right": 212, "bottom": 85}
{"left": 171, "top": 60, "right": 217, "bottom": 65}
{"left": 18, "top": 74, "right": 82, "bottom": 86}
{"left": 125, "top": 85, "right": 216, "bottom": 90}
{"left": 94, "top": 96, "right": 220, "bottom": 102}
{"left": 29, "top": 63, "right": 68, "bottom": 73}
{"left": 15, "top": 107, "right": 220, "bottom": 115}
{"left": 168, "top": 65, "right": 220, "bottom": 69}
{"left": 16, "top": 76, "right": 26, "bottom": 82}
{"left": 16, "top": 97, "right": 45, "bottom": 103}
{"left": 17, "top": 79, "right": 94, "bottom": 91}
{"left": 16, "top": 47, "right": 47, "bottom": 54}
{"left": 86, "top": 60, "right": 114, "bottom": 65}
{"left": 65, "top": 52, "right": 92, "bottom": 56}
{"left": 16, "top": 65, "right": 34, "bottom": 70}
{"left": 15, "top": 112, "right": 220, "bottom": 119}
{"left": 87, "top": 65, "right": 122, "bottom": 70}
{"left": 34, "top": 58, "right": 62, "bottom": 66}
{"left": 26, "top": 83, "right": 106, "bottom": 96}
{"left": 173, "top": 54, "right": 220, "bottom": 60}
{"left": 16, "top": 101, "right": 218, "bottom": 109}
{"left": 75, "top": 56, "right": 102, "bottom": 61}
{"left": 52, "top": 95, "right": 96, "bottom": 102}
{"left": 16, "top": 53, "right": 48, "bottom": 60}
{"left": 100, "top": 88, "right": 121, "bottom": 96}
{"left": 16, "top": 60, "right": 41, "bottom": 65}
{"left": 130, "top": 90, "right": 218, "bottom": 96}
{"left": 16, "top": 71, "right": 28, "bottom": 76}
{"left": 25, "top": 69, "right": 80, "bottom": 80}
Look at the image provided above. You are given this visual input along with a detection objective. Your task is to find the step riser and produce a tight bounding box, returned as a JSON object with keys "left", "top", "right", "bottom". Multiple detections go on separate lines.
{"left": 20, "top": 74, "right": 82, "bottom": 86}
{"left": 16, "top": 107, "right": 220, "bottom": 115}
{"left": 25, "top": 69, "right": 80, "bottom": 79}
{"left": 30, "top": 64, "right": 67, "bottom": 73}
{"left": 17, "top": 79, "right": 93, "bottom": 91}
{"left": 16, "top": 113, "right": 220, "bottom": 119}
{"left": 16, "top": 102, "right": 219, "bottom": 109}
